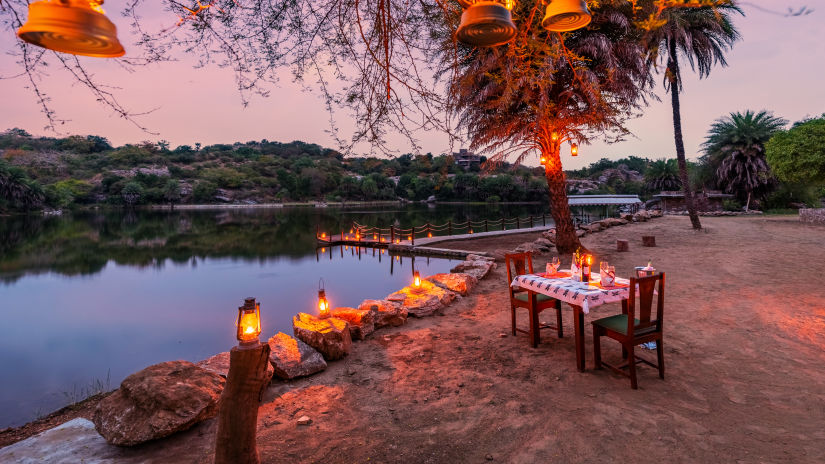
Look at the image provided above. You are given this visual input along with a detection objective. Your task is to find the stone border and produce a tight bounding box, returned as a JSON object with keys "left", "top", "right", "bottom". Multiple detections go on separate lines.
{"left": 799, "top": 208, "right": 825, "bottom": 225}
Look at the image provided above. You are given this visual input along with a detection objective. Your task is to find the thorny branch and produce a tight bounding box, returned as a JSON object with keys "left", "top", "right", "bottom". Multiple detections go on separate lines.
{"left": 0, "top": 0, "right": 810, "bottom": 154}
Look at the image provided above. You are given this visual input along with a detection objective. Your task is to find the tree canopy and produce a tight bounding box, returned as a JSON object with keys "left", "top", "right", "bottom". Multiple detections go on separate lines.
{"left": 766, "top": 116, "right": 825, "bottom": 186}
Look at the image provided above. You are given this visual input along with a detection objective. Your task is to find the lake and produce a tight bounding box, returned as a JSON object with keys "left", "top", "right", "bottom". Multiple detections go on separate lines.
{"left": 0, "top": 203, "right": 549, "bottom": 429}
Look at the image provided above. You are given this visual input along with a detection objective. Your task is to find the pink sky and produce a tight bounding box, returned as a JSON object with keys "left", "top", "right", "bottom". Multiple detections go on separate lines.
{"left": 1, "top": 1, "right": 822, "bottom": 169}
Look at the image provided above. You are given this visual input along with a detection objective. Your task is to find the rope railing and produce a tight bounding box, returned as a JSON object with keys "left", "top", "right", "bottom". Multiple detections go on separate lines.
{"left": 321, "top": 214, "right": 551, "bottom": 245}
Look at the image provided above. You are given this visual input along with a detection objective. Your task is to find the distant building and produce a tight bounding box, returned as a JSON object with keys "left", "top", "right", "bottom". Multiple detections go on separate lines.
{"left": 653, "top": 190, "right": 734, "bottom": 213}
{"left": 453, "top": 149, "right": 481, "bottom": 169}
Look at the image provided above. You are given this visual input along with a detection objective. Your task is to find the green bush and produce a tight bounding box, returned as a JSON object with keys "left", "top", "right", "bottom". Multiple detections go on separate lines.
{"left": 486, "top": 195, "right": 501, "bottom": 203}
{"left": 193, "top": 181, "right": 218, "bottom": 203}
{"left": 721, "top": 199, "right": 742, "bottom": 211}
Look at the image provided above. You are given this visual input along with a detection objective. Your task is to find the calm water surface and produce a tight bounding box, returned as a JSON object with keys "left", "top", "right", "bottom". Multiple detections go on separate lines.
{"left": 0, "top": 204, "right": 548, "bottom": 428}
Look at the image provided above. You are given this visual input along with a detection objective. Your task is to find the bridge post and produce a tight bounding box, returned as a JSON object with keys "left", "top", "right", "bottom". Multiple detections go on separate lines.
{"left": 485, "top": 219, "right": 488, "bottom": 232}
{"left": 448, "top": 220, "right": 452, "bottom": 236}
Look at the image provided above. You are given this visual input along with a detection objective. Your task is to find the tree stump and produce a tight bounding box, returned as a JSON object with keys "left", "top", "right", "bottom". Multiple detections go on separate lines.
{"left": 616, "top": 239, "right": 629, "bottom": 252}
{"left": 214, "top": 343, "right": 271, "bottom": 464}
{"left": 642, "top": 236, "right": 656, "bottom": 247}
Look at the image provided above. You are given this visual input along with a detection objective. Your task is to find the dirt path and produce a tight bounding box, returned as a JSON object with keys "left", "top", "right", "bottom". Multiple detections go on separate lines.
{"left": 5, "top": 215, "right": 825, "bottom": 463}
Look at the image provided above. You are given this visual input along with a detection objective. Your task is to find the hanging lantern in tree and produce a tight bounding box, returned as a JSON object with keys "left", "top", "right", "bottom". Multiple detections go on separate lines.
{"left": 542, "top": 0, "right": 591, "bottom": 32}
{"left": 456, "top": 0, "right": 517, "bottom": 48}
{"left": 551, "top": 131, "right": 560, "bottom": 142}
{"left": 17, "top": 0, "right": 125, "bottom": 58}
{"left": 540, "top": 155, "right": 547, "bottom": 165}
{"left": 236, "top": 297, "right": 262, "bottom": 346}
{"left": 571, "top": 143, "right": 579, "bottom": 157}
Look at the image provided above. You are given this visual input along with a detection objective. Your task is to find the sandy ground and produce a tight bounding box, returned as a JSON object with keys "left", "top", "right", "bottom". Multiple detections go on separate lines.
{"left": 4, "top": 215, "right": 825, "bottom": 463}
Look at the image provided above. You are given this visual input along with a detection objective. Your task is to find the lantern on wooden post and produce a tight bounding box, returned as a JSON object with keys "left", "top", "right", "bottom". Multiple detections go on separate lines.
{"left": 235, "top": 297, "right": 261, "bottom": 346}
{"left": 456, "top": 0, "right": 517, "bottom": 47}
{"left": 17, "top": 0, "right": 125, "bottom": 57}
{"left": 571, "top": 143, "right": 579, "bottom": 157}
{"left": 318, "top": 279, "right": 330, "bottom": 319}
{"left": 215, "top": 297, "right": 270, "bottom": 464}
{"left": 542, "top": 0, "right": 591, "bottom": 32}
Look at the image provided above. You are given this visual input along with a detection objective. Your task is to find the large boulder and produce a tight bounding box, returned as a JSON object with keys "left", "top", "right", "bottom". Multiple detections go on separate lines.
{"left": 426, "top": 272, "right": 478, "bottom": 296}
{"left": 330, "top": 307, "right": 376, "bottom": 340}
{"left": 534, "top": 237, "right": 554, "bottom": 249}
{"left": 267, "top": 332, "right": 327, "bottom": 380}
{"left": 514, "top": 242, "right": 543, "bottom": 255}
{"left": 451, "top": 259, "right": 496, "bottom": 280}
{"left": 465, "top": 253, "right": 494, "bottom": 262}
{"left": 386, "top": 280, "right": 456, "bottom": 317}
{"left": 358, "top": 300, "right": 408, "bottom": 328}
{"left": 92, "top": 361, "right": 224, "bottom": 446}
{"left": 197, "top": 352, "right": 274, "bottom": 383}
{"left": 602, "top": 217, "right": 627, "bottom": 227}
{"left": 292, "top": 312, "right": 352, "bottom": 361}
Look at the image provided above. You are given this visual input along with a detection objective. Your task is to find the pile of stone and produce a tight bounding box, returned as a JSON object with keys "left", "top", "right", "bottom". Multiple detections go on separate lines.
{"left": 670, "top": 210, "right": 764, "bottom": 217}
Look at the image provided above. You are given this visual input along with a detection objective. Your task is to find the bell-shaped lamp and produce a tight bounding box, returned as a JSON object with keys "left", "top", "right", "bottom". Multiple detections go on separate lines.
{"left": 17, "top": 0, "right": 125, "bottom": 57}
{"left": 456, "top": 1, "right": 517, "bottom": 47}
{"left": 542, "top": 0, "right": 591, "bottom": 32}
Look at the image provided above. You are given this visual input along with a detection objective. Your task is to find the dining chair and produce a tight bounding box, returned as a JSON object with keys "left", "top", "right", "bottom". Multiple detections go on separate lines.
{"left": 505, "top": 252, "right": 563, "bottom": 348}
{"left": 591, "top": 272, "right": 665, "bottom": 389}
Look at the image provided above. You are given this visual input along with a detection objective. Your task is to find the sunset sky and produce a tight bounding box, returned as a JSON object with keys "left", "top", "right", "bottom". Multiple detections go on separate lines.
{"left": 1, "top": 0, "right": 822, "bottom": 169}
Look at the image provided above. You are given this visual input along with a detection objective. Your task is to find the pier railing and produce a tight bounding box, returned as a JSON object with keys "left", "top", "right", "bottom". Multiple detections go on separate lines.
{"left": 317, "top": 214, "right": 552, "bottom": 246}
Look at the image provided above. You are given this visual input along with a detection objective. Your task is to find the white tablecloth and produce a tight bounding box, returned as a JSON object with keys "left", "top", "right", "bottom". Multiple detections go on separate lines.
{"left": 511, "top": 273, "right": 632, "bottom": 314}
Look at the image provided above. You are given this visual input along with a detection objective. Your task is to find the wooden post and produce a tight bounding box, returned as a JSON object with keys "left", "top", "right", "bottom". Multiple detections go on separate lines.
{"left": 529, "top": 215, "right": 533, "bottom": 228}
{"left": 485, "top": 219, "right": 489, "bottom": 232}
{"left": 617, "top": 239, "right": 629, "bottom": 252}
{"left": 516, "top": 217, "right": 520, "bottom": 229}
{"left": 214, "top": 343, "right": 271, "bottom": 464}
{"left": 411, "top": 232, "right": 414, "bottom": 246}
{"left": 448, "top": 220, "right": 452, "bottom": 236}
{"left": 642, "top": 236, "right": 656, "bottom": 247}
{"left": 390, "top": 226, "right": 395, "bottom": 244}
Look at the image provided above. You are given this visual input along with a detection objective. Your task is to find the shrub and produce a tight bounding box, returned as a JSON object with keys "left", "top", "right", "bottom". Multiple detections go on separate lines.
{"left": 721, "top": 199, "right": 742, "bottom": 211}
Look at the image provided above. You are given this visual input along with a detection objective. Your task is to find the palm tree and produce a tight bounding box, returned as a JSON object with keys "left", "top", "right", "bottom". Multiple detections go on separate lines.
{"left": 644, "top": 158, "right": 682, "bottom": 192}
{"left": 449, "top": 5, "right": 653, "bottom": 253}
{"left": 0, "top": 159, "right": 44, "bottom": 212}
{"left": 702, "top": 110, "right": 787, "bottom": 210}
{"left": 646, "top": 5, "right": 742, "bottom": 229}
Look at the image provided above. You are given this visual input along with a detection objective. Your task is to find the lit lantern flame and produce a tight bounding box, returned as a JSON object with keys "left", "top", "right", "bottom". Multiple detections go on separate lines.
{"left": 373, "top": 234, "right": 378, "bottom": 240}
{"left": 571, "top": 143, "right": 579, "bottom": 157}
{"left": 318, "top": 288, "right": 330, "bottom": 319}
{"left": 356, "top": 233, "right": 361, "bottom": 241}
{"left": 586, "top": 254, "right": 592, "bottom": 266}
{"left": 469, "top": 229, "right": 474, "bottom": 234}
{"left": 540, "top": 156, "right": 547, "bottom": 165}
{"left": 349, "top": 229, "right": 354, "bottom": 234}
{"left": 236, "top": 297, "right": 261, "bottom": 345}
{"left": 428, "top": 232, "right": 433, "bottom": 238}
{"left": 408, "top": 235, "right": 412, "bottom": 241}
{"left": 413, "top": 270, "right": 422, "bottom": 288}
{"left": 17, "top": 0, "right": 125, "bottom": 58}
{"left": 321, "top": 232, "right": 327, "bottom": 239}
{"left": 551, "top": 132, "right": 559, "bottom": 142}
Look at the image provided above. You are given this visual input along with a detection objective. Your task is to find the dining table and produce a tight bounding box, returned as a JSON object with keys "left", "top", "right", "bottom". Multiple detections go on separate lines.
{"left": 510, "top": 270, "right": 634, "bottom": 371}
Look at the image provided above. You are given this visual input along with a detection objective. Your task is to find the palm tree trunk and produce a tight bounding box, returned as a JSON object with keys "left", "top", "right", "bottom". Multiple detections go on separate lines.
{"left": 543, "top": 143, "right": 582, "bottom": 254}
{"left": 668, "top": 39, "right": 702, "bottom": 230}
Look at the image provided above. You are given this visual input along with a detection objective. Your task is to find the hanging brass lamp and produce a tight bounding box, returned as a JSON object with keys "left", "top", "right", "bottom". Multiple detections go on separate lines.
{"left": 456, "top": 0, "right": 517, "bottom": 47}
{"left": 17, "top": 0, "right": 125, "bottom": 58}
{"left": 542, "top": 0, "right": 591, "bottom": 32}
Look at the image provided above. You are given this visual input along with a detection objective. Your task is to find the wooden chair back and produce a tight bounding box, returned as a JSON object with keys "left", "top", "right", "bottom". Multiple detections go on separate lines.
{"left": 505, "top": 252, "right": 533, "bottom": 298}
{"left": 505, "top": 252, "right": 533, "bottom": 282}
{"left": 626, "top": 272, "right": 665, "bottom": 337}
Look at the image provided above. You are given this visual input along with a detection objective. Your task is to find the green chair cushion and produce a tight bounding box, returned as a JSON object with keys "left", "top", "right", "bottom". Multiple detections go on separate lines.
{"left": 592, "top": 314, "right": 657, "bottom": 336}
{"left": 513, "top": 292, "right": 555, "bottom": 303}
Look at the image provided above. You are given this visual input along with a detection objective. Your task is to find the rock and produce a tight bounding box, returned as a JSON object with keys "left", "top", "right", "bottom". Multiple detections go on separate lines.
{"left": 576, "top": 229, "right": 587, "bottom": 237}
{"left": 0, "top": 418, "right": 130, "bottom": 463}
{"left": 466, "top": 253, "right": 494, "bottom": 262}
{"left": 451, "top": 259, "right": 496, "bottom": 280}
{"left": 534, "top": 237, "right": 553, "bottom": 248}
{"left": 93, "top": 361, "right": 225, "bottom": 446}
{"left": 514, "top": 242, "right": 543, "bottom": 255}
{"left": 292, "top": 312, "right": 352, "bottom": 361}
{"left": 297, "top": 416, "right": 312, "bottom": 426}
{"left": 542, "top": 228, "right": 557, "bottom": 242}
{"left": 649, "top": 209, "right": 663, "bottom": 218}
{"left": 330, "top": 307, "right": 376, "bottom": 340}
{"left": 197, "top": 352, "right": 274, "bottom": 383}
{"left": 489, "top": 249, "right": 509, "bottom": 262}
{"left": 621, "top": 213, "right": 633, "bottom": 222}
{"left": 359, "top": 299, "right": 408, "bottom": 328}
{"left": 386, "top": 280, "right": 456, "bottom": 317}
{"left": 267, "top": 332, "right": 327, "bottom": 380}
{"left": 426, "top": 272, "right": 478, "bottom": 296}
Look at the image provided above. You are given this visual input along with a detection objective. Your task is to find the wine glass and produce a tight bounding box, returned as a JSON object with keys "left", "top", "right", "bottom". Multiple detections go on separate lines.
{"left": 600, "top": 261, "right": 609, "bottom": 274}
{"left": 551, "top": 256, "right": 560, "bottom": 273}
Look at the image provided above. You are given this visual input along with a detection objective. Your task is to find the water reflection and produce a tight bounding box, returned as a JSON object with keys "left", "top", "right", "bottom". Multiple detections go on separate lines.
{"left": 0, "top": 204, "right": 549, "bottom": 429}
